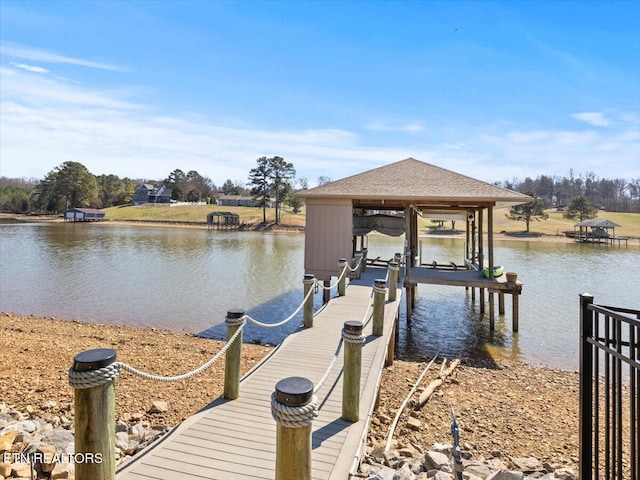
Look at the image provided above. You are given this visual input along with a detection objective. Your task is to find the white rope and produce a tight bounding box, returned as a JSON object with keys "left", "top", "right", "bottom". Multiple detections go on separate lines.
{"left": 346, "top": 255, "right": 364, "bottom": 272}
{"left": 69, "top": 324, "right": 247, "bottom": 387}
{"left": 68, "top": 364, "right": 120, "bottom": 389}
{"left": 243, "top": 280, "right": 317, "bottom": 328}
{"left": 313, "top": 338, "right": 343, "bottom": 394}
{"left": 342, "top": 330, "right": 365, "bottom": 344}
{"left": 373, "top": 283, "right": 387, "bottom": 295}
{"left": 271, "top": 393, "right": 319, "bottom": 428}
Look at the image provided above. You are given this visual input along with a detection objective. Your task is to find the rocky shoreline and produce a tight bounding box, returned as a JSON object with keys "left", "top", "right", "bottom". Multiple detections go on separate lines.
{"left": 1, "top": 313, "right": 583, "bottom": 479}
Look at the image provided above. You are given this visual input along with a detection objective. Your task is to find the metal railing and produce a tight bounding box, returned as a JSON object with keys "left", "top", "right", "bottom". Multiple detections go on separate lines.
{"left": 579, "top": 294, "right": 639, "bottom": 480}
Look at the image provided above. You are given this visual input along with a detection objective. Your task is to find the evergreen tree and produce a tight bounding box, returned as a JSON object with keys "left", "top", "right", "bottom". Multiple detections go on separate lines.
{"left": 505, "top": 191, "right": 548, "bottom": 233}
{"left": 563, "top": 194, "right": 598, "bottom": 222}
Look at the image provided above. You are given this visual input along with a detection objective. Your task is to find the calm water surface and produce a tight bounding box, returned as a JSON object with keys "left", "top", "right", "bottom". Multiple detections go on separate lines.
{"left": 1, "top": 222, "right": 638, "bottom": 370}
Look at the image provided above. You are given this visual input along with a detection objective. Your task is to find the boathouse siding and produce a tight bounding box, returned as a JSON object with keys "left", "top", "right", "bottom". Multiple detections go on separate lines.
{"left": 304, "top": 197, "right": 352, "bottom": 281}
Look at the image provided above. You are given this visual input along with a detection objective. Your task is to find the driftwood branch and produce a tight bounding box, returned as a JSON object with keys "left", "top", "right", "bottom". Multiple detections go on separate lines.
{"left": 383, "top": 352, "right": 439, "bottom": 453}
{"left": 415, "top": 358, "right": 460, "bottom": 409}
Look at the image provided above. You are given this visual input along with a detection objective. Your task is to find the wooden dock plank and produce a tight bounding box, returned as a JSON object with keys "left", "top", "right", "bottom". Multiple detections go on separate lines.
{"left": 117, "top": 274, "right": 401, "bottom": 480}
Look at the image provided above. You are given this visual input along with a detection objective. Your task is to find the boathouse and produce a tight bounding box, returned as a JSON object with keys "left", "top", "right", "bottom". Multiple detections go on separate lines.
{"left": 206, "top": 211, "right": 240, "bottom": 230}
{"left": 63, "top": 208, "right": 106, "bottom": 222}
{"left": 296, "top": 158, "right": 533, "bottom": 329}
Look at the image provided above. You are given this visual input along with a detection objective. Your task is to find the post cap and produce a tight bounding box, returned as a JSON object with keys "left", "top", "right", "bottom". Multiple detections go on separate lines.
{"left": 275, "top": 377, "right": 314, "bottom": 407}
{"left": 374, "top": 279, "right": 386, "bottom": 286}
{"left": 226, "top": 309, "right": 245, "bottom": 319}
{"left": 73, "top": 348, "right": 117, "bottom": 372}
{"left": 343, "top": 321, "right": 364, "bottom": 334}
{"left": 304, "top": 273, "right": 315, "bottom": 280}
{"left": 389, "top": 261, "right": 398, "bottom": 267}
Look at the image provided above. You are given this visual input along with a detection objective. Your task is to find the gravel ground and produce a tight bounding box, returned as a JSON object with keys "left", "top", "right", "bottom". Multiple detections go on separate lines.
{"left": 1, "top": 312, "right": 585, "bottom": 474}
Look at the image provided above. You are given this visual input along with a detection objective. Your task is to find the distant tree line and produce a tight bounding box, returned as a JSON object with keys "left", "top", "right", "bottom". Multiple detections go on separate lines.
{"left": 496, "top": 170, "right": 640, "bottom": 213}
{"left": 0, "top": 158, "right": 317, "bottom": 216}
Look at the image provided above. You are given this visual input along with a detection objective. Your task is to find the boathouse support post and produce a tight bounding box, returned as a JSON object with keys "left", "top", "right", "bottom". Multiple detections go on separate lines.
{"left": 70, "top": 348, "right": 117, "bottom": 480}
{"left": 394, "top": 253, "right": 402, "bottom": 282}
{"left": 512, "top": 292, "right": 520, "bottom": 332}
{"left": 303, "top": 275, "right": 315, "bottom": 328}
{"left": 498, "top": 293, "right": 505, "bottom": 314}
{"left": 342, "top": 321, "right": 364, "bottom": 422}
{"left": 338, "top": 258, "right": 347, "bottom": 296}
{"left": 224, "top": 309, "right": 244, "bottom": 400}
{"left": 489, "top": 293, "right": 496, "bottom": 330}
{"left": 478, "top": 208, "right": 485, "bottom": 314}
{"left": 388, "top": 261, "right": 399, "bottom": 302}
{"left": 272, "top": 377, "right": 316, "bottom": 480}
{"left": 373, "top": 279, "right": 387, "bottom": 336}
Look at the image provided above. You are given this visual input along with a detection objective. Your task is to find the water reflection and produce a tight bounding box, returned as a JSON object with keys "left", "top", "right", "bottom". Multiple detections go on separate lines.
{"left": 1, "top": 224, "right": 638, "bottom": 371}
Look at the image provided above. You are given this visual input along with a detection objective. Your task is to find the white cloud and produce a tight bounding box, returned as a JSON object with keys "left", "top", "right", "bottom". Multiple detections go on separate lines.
{"left": 9, "top": 62, "right": 49, "bottom": 74}
{"left": 1, "top": 63, "right": 638, "bottom": 185}
{"left": 572, "top": 112, "right": 612, "bottom": 127}
{"left": 365, "top": 121, "right": 426, "bottom": 133}
{"left": 1, "top": 42, "right": 127, "bottom": 72}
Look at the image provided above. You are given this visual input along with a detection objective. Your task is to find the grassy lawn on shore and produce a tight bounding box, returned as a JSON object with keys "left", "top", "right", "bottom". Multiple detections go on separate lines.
{"left": 103, "top": 204, "right": 306, "bottom": 227}
{"left": 103, "top": 204, "right": 639, "bottom": 238}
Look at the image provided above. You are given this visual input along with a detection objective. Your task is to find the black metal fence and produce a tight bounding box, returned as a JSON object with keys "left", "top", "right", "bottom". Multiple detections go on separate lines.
{"left": 580, "top": 294, "right": 639, "bottom": 480}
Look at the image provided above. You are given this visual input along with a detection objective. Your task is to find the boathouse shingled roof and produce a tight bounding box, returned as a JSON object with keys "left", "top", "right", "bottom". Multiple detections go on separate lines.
{"left": 297, "top": 158, "right": 532, "bottom": 209}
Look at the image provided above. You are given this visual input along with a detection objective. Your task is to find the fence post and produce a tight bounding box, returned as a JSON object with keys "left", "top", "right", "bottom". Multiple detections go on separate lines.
{"left": 303, "top": 274, "right": 315, "bottom": 328}
{"left": 373, "top": 279, "right": 387, "bottom": 336}
{"left": 342, "top": 321, "right": 364, "bottom": 422}
{"left": 388, "top": 261, "right": 399, "bottom": 302}
{"left": 579, "top": 293, "right": 595, "bottom": 480}
{"left": 224, "top": 309, "right": 245, "bottom": 400}
{"left": 394, "top": 253, "right": 402, "bottom": 283}
{"left": 272, "top": 377, "right": 316, "bottom": 480}
{"left": 338, "top": 258, "right": 347, "bottom": 296}
{"left": 69, "top": 348, "right": 117, "bottom": 480}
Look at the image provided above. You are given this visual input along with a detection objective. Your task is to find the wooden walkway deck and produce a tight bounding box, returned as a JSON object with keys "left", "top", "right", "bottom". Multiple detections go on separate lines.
{"left": 117, "top": 271, "right": 402, "bottom": 480}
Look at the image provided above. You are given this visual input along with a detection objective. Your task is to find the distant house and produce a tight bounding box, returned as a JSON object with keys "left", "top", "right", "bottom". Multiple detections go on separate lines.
{"left": 64, "top": 208, "right": 106, "bottom": 222}
{"left": 218, "top": 195, "right": 275, "bottom": 208}
{"left": 133, "top": 184, "right": 173, "bottom": 205}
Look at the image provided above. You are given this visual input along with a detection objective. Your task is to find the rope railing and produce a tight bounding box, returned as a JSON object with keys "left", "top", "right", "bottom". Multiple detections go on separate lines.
{"left": 69, "top": 324, "right": 245, "bottom": 388}
{"left": 315, "top": 254, "right": 363, "bottom": 291}
{"left": 69, "top": 255, "right": 402, "bottom": 480}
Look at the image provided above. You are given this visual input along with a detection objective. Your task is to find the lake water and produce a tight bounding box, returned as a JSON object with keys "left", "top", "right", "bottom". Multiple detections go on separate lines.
{"left": 1, "top": 221, "right": 638, "bottom": 370}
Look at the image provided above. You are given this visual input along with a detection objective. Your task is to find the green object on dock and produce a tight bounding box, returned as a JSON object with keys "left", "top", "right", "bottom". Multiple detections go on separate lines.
{"left": 482, "top": 265, "right": 504, "bottom": 278}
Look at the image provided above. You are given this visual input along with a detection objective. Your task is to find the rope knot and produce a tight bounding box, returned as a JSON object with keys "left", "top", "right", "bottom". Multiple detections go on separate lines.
{"left": 68, "top": 363, "right": 121, "bottom": 389}
{"left": 342, "top": 330, "right": 365, "bottom": 344}
{"left": 372, "top": 285, "right": 387, "bottom": 294}
{"left": 271, "top": 392, "right": 318, "bottom": 428}
{"left": 225, "top": 315, "right": 246, "bottom": 327}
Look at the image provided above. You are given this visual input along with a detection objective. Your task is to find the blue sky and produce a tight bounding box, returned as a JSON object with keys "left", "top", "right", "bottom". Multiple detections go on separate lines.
{"left": 1, "top": 1, "right": 639, "bottom": 187}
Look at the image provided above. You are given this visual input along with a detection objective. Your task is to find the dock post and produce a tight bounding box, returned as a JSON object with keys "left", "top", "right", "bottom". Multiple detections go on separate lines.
{"left": 489, "top": 292, "right": 495, "bottom": 330}
{"left": 512, "top": 292, "right": 520, "bottom": 332}
{"left": 303, "top": 274, "right": 315, "bottom": 328}
{"left": 323, "top": 280, "right": 331, "bottom": 304}
{"left": 224, "top": 309, "right": 245, "bottom": 399}
{"left": 387, "top": 261, "right": 399, "bottom": 302}
{"left": 338, "top": 258, "right": 347, "bottom": 296}
{"left": 386, "top": 315, "right": 397, "bottom": 367}
{"left": 479, "top": 288, "right": 485, "bottom": 314}
{"left": 342, "top": 321, "right": 364, "bottom": 422}
{"left": 498, "top": 293, "right": 505, "bottom": 314}
{"left": 394, "top": 253, "right": 402, "bottom": 282}
{"left": 361, "top": 247, "right": 368, "bottom": 272}
{"left": 69, "top": 348, "right": 117, "bottom": 480}
{"left": 354, "top": 251, "right": 364, "bottom": 279}
{"left": 373, "top": 279, "right": 387, "bottom": 336}
{"left": 272, "top": 377, "right": 316, "bottom": 480}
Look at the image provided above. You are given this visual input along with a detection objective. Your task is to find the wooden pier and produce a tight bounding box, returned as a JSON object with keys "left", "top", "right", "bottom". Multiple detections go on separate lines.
{"left": 116, "top": 270, "right": 402, "bottom": 480}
